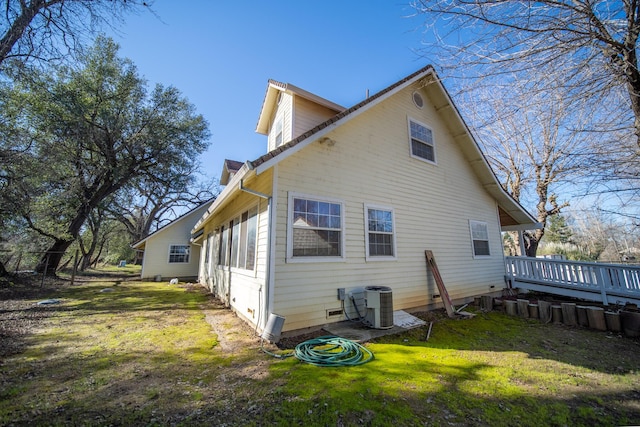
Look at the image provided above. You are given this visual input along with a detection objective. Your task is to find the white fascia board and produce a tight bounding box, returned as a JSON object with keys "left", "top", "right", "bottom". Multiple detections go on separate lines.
{"left": 501, "top": 223, "right": 543, "bottom": 232}
{"left": 428, "top": 77, "right": 538, "bottom": 226}
{"left": 191, "top": 163, "right": 252, "bottom": 233}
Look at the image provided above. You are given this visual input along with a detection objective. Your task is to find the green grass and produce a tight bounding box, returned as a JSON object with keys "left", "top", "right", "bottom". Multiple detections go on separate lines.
{"left": 1, "top": 271, "right": 639, "bottom": 426}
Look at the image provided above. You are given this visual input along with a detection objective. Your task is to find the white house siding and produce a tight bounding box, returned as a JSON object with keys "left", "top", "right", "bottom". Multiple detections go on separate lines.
{"left": 198, "top": 170, "right": 273, "bottom": 327}
{"left": 139, "top": 204, "right": 209, "bottom": 281}
{"left": 268, "top": 82, "right": 506, "bottom": 332}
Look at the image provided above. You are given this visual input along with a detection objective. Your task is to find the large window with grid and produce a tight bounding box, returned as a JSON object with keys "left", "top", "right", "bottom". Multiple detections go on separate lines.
{"left": 409, "top": 118, "right": 436, "bottom": 163}
{"left": 469, "top": 220, "right": 491, "bottom": 257}
{"left": 168, "top": 244, "right": 190, "bottom": 263}
{"left": 365, "top": 205, "right": 396, "bottom": 260}
{"left": 288, "top": 193, "right": 344, "bottom": 261}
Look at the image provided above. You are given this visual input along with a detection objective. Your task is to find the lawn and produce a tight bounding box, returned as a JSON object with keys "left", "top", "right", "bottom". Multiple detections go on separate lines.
{"left": 1, "top": 269, "right": 639, "bottom": 426}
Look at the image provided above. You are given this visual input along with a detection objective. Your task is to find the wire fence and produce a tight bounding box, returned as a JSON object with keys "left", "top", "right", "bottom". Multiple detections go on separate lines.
{"left": 0, "top": 250, "right": 79, "bottom": 287}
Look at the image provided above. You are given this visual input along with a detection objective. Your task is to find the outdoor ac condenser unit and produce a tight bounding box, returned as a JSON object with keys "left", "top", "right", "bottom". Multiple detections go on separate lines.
{"left": 364, "top": 286, "right": 394, "bottom": 329}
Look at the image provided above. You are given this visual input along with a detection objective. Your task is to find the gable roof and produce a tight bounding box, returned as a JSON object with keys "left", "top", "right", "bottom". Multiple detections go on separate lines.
{"left": 220, "top": 159, "right": 244, "bottom": 185}
{"left": 131, "top": 199, "right": 214, "bottom": 249}
{"left": 255, "top": 80, "right": 345, "bottom": 135}
{"left": 251, "top": 65, "right": 438, "bottom": 172}
{"left": 193, "top": 65, "right": 538, "bottom": 233}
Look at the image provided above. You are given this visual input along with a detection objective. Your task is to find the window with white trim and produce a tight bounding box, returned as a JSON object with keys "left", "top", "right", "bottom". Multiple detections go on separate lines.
{"left": 365, "top": 205, "right": 396, "bottom": 260}
{"left": 289, "top": 194, "right": 344, "bottom": 259}
{"left": 245, "top": 207, "right": 258, "bottom": 270}
{"left": 229, "top": 207, "right": 258, "bottom": 270}
{"left": 274, "top": 118, "right": 283, "bottom": 147}
{"left": 168, "top": 244, "right": 190, "bottom": 263}
{"left": 469, "top": 220, "right": 491, "bottom": 257}
{"left": 218, "top": 225, "right": 228, "bottom": 266}
{"left": 204, "top": 233, "right": 212, "bottom": 267}
{"left": 230, "top": 217, "right": 240, "bottom": 267}
{"left": 409, "top": 118, "right": 435, "bottom": 163}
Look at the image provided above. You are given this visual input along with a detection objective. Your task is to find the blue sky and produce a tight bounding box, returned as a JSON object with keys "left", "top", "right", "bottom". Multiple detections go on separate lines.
{"left": 107, "top": 1, "right": 430, "bottom": 183}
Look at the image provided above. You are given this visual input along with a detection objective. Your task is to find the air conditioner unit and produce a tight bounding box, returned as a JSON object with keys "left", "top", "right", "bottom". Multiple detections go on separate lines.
{"left": 364, "top": 286, "right": 394, "bottom": 329}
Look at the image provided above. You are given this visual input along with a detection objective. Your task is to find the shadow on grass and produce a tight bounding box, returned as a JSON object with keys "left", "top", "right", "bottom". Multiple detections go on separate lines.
{"left": 3, "top": 276, "right": 640, "bottom": 426}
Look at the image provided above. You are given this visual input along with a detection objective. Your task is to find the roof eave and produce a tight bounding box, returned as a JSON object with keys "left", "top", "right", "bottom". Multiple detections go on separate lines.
{"left": 191, "top": 162, "right": 254, "bottom": 234}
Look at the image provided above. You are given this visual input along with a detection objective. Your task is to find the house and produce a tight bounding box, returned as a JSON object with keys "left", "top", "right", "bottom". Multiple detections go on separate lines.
{"left": 191, "top": 65, "right": 537, "bottom": 335}
{"left": 132, "top": 201, "right": 212, "bottom": 281}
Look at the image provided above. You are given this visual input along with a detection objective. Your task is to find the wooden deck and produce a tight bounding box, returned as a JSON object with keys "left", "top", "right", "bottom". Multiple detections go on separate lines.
{"left": 505, "top": 256, "right": 640, "bottom": 306}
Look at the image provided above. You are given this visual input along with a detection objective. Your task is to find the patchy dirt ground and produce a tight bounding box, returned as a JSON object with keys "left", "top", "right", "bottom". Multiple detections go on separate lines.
{"left": 0, "top": 274, "right": 69, "bottom": 359}
{"left": 3, "top": 271, "right": 640, "bottom": 426}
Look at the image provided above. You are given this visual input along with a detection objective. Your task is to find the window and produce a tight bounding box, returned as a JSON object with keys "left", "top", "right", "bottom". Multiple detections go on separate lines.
{"left": 469, "top": 220, "right": 491, "bottom": 257}
{"left": 365, "top": 205, "right": 396, "bottom": 260}
{"left": 409, "top": 118, "right": 435, "bottom": 163}
{"left": 204, "top": 233, "right": 212, "bottom": 268}
{"left": 226, "top": 207, "right": 259, "bottom": 271}
{"left": 245, "top": 208, "right": 258, "bottom": 270}
{"left": 218, "top": 225, "right": 228, "bottom": 266}
{"left": 274, "top": 118, "right": 283, "bottom": 147}
{"left": 230, "top": 217, "right": 240, "bottom": 268}
{"left": 412, "top": 91, "right": 424, "bottom": 108}
{"left": 289, "top": 194, "right": 344, "bottom": 260}
{"left": 168, "top": 245, "right": 190, "bottom": 263}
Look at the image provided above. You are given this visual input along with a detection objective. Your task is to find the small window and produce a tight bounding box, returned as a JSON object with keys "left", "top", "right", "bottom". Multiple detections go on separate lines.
{"left": 469, "top": 221, "right": 491, "bottom": 257}
{"left": 412, "top": 91, "right": 424, "bottom": 108}
{"left": 169, "top": 245, "right": 190, "bottom": 263}
{"left": 409, "top": 118, "right": 436, "bottom": 163}
{"left": 288, "top": 193, "right": 344, "bottom": 261}
{"left": 365, "top": 205, "right": 396, "bottom": 260}
{"left": 274, "top": 119, "right": 283, "bottom": 147}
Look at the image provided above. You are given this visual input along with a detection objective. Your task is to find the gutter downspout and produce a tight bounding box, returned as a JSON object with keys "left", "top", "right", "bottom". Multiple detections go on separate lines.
{"left": 239, "top": 177, "right": 272, "bottom": 332}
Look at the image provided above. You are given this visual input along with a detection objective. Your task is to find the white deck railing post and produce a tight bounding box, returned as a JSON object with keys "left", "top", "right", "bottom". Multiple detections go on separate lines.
{"left": 597, "top": 266, "right": 610, "bottom": 306}
{"left": 504, "top": 256, "right": 640, "bottom": 306}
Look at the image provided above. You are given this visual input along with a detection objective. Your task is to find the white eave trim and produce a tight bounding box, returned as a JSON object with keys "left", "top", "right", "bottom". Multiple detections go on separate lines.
{"left": 191, "top": 162, "right": 253, "bottom": 234}
{"left": 501, "top": 223, "right": 543, "bottom": 232}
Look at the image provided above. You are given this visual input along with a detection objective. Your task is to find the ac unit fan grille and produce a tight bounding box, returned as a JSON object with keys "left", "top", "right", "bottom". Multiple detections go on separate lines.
{"left": 379, "top": 292, "right": 394, "bottom": 328}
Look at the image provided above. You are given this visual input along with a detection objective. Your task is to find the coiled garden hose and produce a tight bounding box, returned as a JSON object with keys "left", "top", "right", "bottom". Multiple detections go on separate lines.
{"left": 261, "top": 335, "right": 374, "bottom": 367}
{"left": 293, "top": 335, "right": 374, "bottom": 367}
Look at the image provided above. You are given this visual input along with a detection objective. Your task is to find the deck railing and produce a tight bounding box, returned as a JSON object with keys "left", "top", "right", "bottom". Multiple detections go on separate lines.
{"left": 504, "top": 256, "right": 640, "bottom": 306}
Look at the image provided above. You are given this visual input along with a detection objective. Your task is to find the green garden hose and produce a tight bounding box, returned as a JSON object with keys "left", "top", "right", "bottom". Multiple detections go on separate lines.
{"left": 293, "top": 335, "right": 374, "bottom": 367}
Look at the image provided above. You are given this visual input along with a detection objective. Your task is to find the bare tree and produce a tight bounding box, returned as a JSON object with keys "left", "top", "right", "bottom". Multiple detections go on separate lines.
{"left": 413, "top": 1, "right": 638, "bottom": 139}
{"left": 412, "top": 1, "right": 640, "bottom": 211}
{"left": 467, "top": 86, "right": 591, "bottom": 256}
{"left": 0, "top": 0, "right": 152, "bottom": 68}
{"left": 111, "top": 174, "right": 219, "bottom": 244}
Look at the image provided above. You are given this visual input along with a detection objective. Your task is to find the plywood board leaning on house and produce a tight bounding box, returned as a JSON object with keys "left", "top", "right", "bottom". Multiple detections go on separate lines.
{"left": 424, "top": 250, "right": 474, "bottom": 319}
